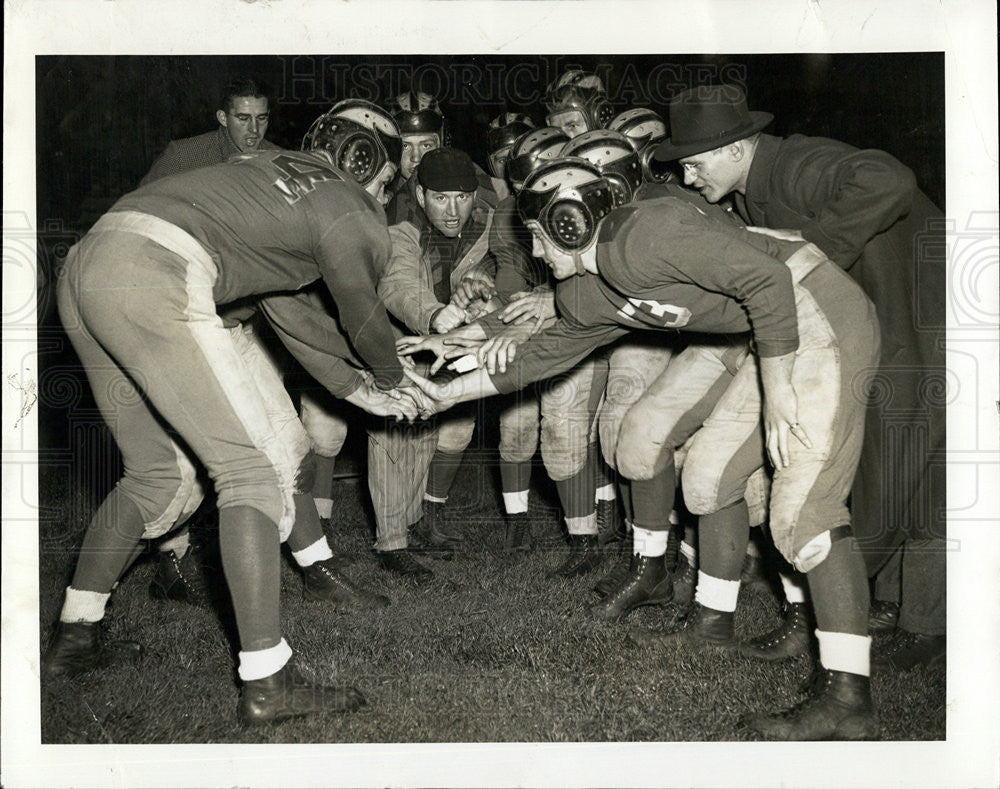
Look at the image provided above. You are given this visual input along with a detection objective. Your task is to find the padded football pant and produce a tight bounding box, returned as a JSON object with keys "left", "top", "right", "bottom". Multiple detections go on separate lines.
{"left": 58, "top": 213, "right": 310, "bottom": 541}
{"left": 682, "top": 247, "right": 881, "bottom": 572}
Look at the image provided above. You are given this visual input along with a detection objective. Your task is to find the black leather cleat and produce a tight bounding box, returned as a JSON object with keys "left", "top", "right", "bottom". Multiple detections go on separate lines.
{"left": 302, "top": 558, "right": 390, "bottom": 609}
{"left": 503, "top": 512, "right": 533, "bottom": 553}
{"left": 868, "top": 600, "right": 900, "bottom": 633}
{"left": 593, "top": 552, "right": 633, "bottom": 596}
{"left": 739, "top": 602, "right": 813, "bottom": 661}
{"left": 741, "top": 669, "right": 879, "bottom": 740}
{"left": 42, "top": 620, "right": 142, "bottom": 678}
{"left": 376, "top": 549, "right": 434, "bottom": 582}
{"left": 409, "top": 505, "right": 461, "bottom": 560}
{"left": 548, "top": 534, "right": 601, "bottom": 578}
{"left": 672, "top": 556, "right": 697, "bottom": 605}
{"left": 872, "top": 630, "right": 945, "bottom": 671}
{"left": 628, "top": 602, "right": 736, "bottom": 650}
{"left": 149, "top": 546, "right": 211, "bottom": 606}
{"left": 589, "top": 554, "right": 674, "bottom": 620}
{"left": 596, "top": 500, "right": 625, "bottom": 547}
{"left": 239, "top": 662, "right": 366, "bottom": 725}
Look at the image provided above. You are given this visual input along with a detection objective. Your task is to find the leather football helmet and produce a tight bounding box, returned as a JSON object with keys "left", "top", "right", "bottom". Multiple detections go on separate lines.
{"left": 560, "top": 130, "right": 643, "bottom": 206}
{"left": 609, "top": 108, "right": 672, "bottom": 184}
{"left": 301, "top": 99, "right": 402, "bottom": 187}
{"left": 389, "top": 90, "right": 447, "bottom": 142}
{"left": 517, "top": 157, "right": 616, "bottom": 253}
{"left": 505, "top": 126, "right": 571, "bottom": 189}
{"left": 487, "top": 112, "right": 536, "bottom": 179}
{"left": 543, "top": 70, "right": 616, "bottom": 134}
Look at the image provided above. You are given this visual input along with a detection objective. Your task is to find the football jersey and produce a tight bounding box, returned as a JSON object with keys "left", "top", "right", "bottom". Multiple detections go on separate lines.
{"left": 489, "top": 196, "right": 806, "bottom": 394}
{"left": 111, "top": 149, "right": 403, "bottom": 391}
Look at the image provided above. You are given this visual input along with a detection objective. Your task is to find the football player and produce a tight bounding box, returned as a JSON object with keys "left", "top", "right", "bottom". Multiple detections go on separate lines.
{"left": 43, "top": 147, "right": 419, "bottom": 724}
{"left": 402, "top": 158, "right": 881, "bottom": 740}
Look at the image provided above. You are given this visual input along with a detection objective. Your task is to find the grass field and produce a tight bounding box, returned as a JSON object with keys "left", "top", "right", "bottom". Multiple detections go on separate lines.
{"left": 37, "top": 424, "right": 946, "bottom": 744}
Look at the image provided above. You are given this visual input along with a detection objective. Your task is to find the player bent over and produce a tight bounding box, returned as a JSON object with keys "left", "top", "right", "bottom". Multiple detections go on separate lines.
{"left": 403, "top": 158, "right": 881, "bottom": 740}
{"left": 43, "top": 148, "right": 420, "bottom": 724}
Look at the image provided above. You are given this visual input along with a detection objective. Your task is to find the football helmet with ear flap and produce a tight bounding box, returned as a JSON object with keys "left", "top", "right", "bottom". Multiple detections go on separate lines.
{"left": 560, "top": 130, "right": 642, "bottom": 206}
{"left": 517, "top": 157, "right": 616, "bottom": 253}
{"left": 543, "top": 70, "right": 616, "bottom": 132}
{"left": 505, "top": 126, "right": 571, "bottom": 189}
{"left": 487, "top": 112, "right": 536, "bottom": 178}
{"left": 609, "top": 108, "right": 672, "bottom": 184}
{"left": 301, "top": 99, "right": 402, "bottom": 187}
{"left": 389, "top": 90, "right": 448, "bottom": 143}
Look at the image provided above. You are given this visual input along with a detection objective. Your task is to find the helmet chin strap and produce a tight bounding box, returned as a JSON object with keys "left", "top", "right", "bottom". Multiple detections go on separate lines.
{"left": 571, "top": 249, "right": 587, "bottom": 276}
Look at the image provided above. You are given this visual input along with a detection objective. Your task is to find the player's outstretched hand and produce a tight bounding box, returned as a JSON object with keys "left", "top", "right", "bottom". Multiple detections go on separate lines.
{"left": 346, "top": 380, "right": 420, "bottom": 422}
{"left": 397, "top": 334, "right": 482, "bottom": 375}
{"left": 431, "top": 303, "right": 467, "bottom": 334}
{"left": 402, "top": 367, "right": 461, "bottom": 414}
{"left": 499, "top": 287, "right": 555, "bottom": 325}
{"left": 451, "top": 272, "right": 496, "bottom": 309}
{"left": 474, "top": 318, "right": 540, "bottom": 374}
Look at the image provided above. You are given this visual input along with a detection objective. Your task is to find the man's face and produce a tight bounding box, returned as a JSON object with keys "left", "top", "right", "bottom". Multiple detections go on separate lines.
{"left": 217, "top": 96, "right": 270, "bottom": 151}
{"left": 365, "top": 163, "right": 398, "bottom": 206}
{"left": 400, "top": 133, "right": 441, "bottom": 179}
{"left": 527, "top": 222, "right": 577, "bottom": 280}
{"left": 678, "top": 146, "right": 741, "bottom": 203}
{"left": 547, "top": 110, "right": 589, "bottom": 139}
{"left": 417, "top": 188, "right": 475, "bottom": 237}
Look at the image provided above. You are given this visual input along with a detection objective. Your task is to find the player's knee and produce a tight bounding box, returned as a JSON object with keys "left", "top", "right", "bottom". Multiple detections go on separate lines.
{"left": 499, "top": 423, "right": 539, "bottom": 464}
{"left": 437, "top": 419, "right": 475, "bottom": 454}
{"left": 778, "top": 525, "right": 853, "bottom": 574}
{"left": 540, "top": 418, "right": 588, "bottom": 480}
{"left": 123, "top": 471, "right": 203, "bottom": 540}
{"left": 614, "top": 421, "right": 666, "bottom": 481}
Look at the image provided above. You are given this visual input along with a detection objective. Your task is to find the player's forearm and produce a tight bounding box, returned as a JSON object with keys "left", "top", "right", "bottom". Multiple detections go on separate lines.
{"left": 442, "top": 368, "right": 501, "bottom": 404}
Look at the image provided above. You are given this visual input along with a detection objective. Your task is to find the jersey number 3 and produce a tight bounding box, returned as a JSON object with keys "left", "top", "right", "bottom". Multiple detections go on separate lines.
{"left": 617, "top": 297, "right": 692, "bottom": 328}
{"left": 272, "top": 153, "right": 342, "bottom": 205}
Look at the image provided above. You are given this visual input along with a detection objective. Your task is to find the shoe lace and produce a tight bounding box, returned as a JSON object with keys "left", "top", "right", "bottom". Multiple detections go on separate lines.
{"left": 778, "top": 670, "right": 834, "bottom": 718}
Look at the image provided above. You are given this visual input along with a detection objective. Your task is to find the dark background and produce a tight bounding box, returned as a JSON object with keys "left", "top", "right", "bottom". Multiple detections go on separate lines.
{"left": 34, "top": 53, "right": 945, "bottom": 456}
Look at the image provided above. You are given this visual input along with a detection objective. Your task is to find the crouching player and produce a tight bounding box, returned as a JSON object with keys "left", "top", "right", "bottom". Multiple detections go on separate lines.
{"left": 402, "top": 158, "right": 882, "bottom": 740}
{"left": 44, "top": 147, "right": 421, "bottom": 724}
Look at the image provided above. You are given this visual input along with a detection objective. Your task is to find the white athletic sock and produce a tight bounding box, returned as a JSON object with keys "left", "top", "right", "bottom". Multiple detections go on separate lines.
{"left": 313, "top": 497, "right": 333, "bottom": 520}
{"left": 238, "top": 638, "right": 293, "bottom": 682}
{"left": 503, "top": 490, "right": 529, "bottom": 514}
{"left": 594, "top": 484, "right": 616, "bottom": 502}
{"left": 566, "top": 512, "right": 598, "bottom": 536}
{"left": 680, "top": 540, "right": 697, "bottom": 565}
{"left": 779, "top": 571, "right": 808, "bottom": 604}
{"left": 423, "top": 493, "right": 448, "bottom": 504}
{"left": 632, "top": 525, "right": 668, "bottom": 557}
{"left": 60, "top": 587, "right": 111, "bottom": 623}
{"left": 694, "top": 571, "right": 740, "bottom": 613}
{"left": 159, "top": 530, "right": 190, "bottom": 555}
{"left": 816, "top": 630, "right": 871, "bottom": 677}
{"left": 291, "top": 537, "right": 334, "bottom": 568}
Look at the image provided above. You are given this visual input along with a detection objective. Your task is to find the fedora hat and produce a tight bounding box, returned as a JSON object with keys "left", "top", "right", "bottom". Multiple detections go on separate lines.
{"left": 654, "top": 84, "right": 773, "bottom": 162}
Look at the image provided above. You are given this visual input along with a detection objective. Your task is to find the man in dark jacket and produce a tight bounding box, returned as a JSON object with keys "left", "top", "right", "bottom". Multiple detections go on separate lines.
{"left": 654, "top": 83, "right": 946, "bottom": 670}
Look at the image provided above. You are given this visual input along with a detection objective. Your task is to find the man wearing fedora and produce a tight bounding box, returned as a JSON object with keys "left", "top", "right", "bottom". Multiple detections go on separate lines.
{"left": 654, "top": 85, "right": 946, "bottom": 672}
